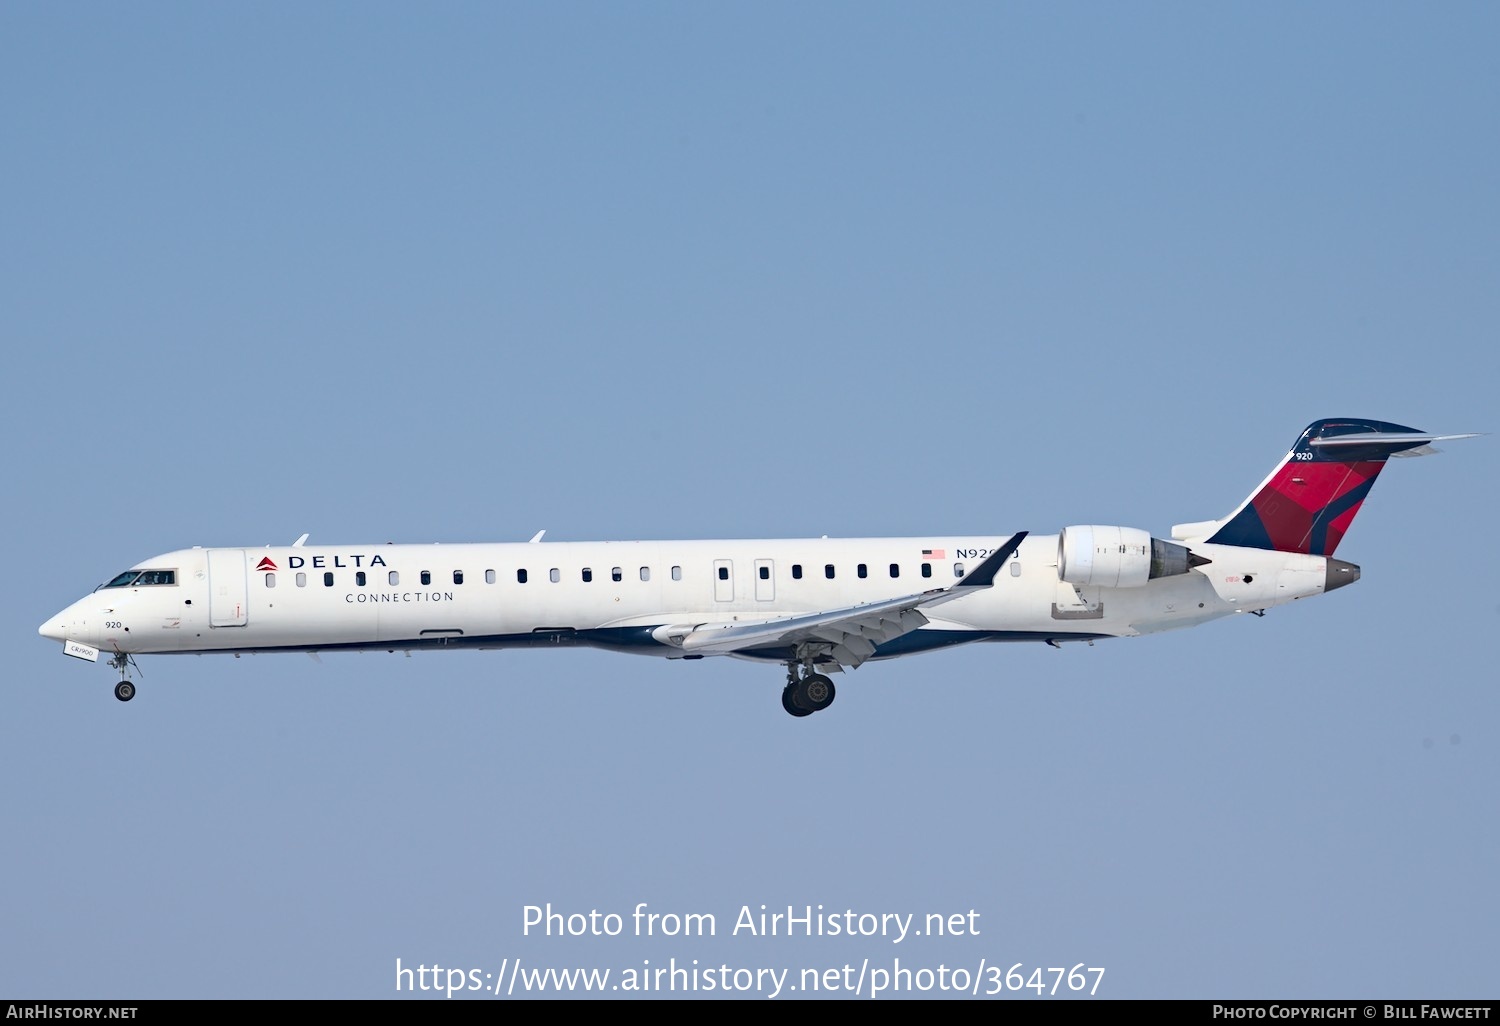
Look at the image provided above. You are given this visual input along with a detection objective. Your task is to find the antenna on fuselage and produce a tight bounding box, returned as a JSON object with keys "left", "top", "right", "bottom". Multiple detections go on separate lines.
{"left": 292, "top": 533, "right": 309, "bottom": 547}
{"left": 528, "top": 530, "right": 546, "bottom": 543}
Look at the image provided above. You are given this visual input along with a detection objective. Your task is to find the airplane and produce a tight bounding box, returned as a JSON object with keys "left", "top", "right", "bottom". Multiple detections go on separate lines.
{"left": 39, "top": 418, "right": 1477, "bottom": 717}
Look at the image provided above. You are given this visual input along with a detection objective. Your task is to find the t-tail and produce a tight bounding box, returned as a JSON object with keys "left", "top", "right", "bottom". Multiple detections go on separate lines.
{"left": 1192, "top": 418, "right": 1477, "bottom": 557}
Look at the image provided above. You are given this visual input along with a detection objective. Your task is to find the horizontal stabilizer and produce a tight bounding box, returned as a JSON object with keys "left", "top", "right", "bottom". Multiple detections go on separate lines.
{"left": 1309, "top": 431, "right": 1480, "bottom": 458}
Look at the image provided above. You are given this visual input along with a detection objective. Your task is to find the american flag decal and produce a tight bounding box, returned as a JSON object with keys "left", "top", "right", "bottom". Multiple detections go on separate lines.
{"left": 922, "top": 548, "right": 945, "bottom": 559}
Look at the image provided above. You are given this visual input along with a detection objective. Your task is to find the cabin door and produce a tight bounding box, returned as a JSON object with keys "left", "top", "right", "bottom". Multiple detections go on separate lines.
{"left": 713, "top": 559, "right": 734, "bottom": 602}
{"left": 754, "top": 559, "right": 775, "bottom": 601}
{"left": 208, "top": 549, "right": 249, "bottom": 627}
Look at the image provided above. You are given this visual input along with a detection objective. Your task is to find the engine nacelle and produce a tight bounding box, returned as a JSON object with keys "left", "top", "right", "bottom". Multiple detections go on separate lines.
{"left": 1058, "top": 525, "right": 1198, "bottom": 588}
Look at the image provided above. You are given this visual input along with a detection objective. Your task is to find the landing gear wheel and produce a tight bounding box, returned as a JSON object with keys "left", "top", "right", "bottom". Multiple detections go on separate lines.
{"left": 782, "top": 685, "right": 813, "bottom": 717}
{"left": 114, "top": 681, "right": 136, "bottom": 703}
{"left": 794, "top": 673, "right": 836, "bottom": 713}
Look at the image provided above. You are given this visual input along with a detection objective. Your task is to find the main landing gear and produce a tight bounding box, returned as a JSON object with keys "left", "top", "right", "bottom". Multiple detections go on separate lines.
{"left": 109, "top": 652, "right": 139, "bottom": 703}
{"left": 782, "top": 661, "right": 836, "bottom": 718}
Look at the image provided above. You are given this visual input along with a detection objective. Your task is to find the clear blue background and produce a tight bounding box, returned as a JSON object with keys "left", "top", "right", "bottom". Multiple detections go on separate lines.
{"left": 3, "top": 1, "right": 1495, "bottom": 1000}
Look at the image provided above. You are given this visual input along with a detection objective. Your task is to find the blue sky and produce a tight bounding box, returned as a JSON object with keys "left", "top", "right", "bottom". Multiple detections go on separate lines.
{"left": 3, "top": 2, "right": 1496, "bottom": 1000}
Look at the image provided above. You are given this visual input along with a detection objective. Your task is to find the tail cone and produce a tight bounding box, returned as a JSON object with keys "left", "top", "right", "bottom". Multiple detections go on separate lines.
{"left": 1325, "top": 559, "right": 1361, "bottom": 593}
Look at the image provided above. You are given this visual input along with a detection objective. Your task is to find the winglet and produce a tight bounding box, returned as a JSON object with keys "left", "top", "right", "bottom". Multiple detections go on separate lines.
{"left": 954, "top": 532, "right": 1028, "bottom": 588}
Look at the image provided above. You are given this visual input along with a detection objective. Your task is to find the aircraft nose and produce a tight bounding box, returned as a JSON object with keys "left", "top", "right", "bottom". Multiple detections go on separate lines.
{"left": 39, "top": 616, "right": 68, "bottom": 641}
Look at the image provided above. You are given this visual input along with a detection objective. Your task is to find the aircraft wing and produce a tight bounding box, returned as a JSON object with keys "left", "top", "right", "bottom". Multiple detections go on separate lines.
{"left": 656, "top": 532, "right": 1027, "bottom": 668}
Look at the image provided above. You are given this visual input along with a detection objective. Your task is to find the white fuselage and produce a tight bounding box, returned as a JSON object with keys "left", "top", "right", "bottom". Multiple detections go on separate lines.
{"left": 39, "top": 534, "right": 1332, "bottom": 663}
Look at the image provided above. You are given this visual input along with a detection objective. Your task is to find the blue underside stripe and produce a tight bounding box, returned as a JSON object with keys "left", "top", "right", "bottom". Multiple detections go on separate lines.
{"left": 173, "top": 626, "right": 1111, "bottom": 660}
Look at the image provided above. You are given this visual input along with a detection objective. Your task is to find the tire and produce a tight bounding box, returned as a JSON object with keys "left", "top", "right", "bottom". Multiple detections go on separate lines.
{"left": 782, "top": 686, "right": 813, "bottom": 717}
{"left": 114, "top": 681, "right": 136, "bottom": 703}
{"left": 801, "top": 674, "right": 836, "bottom": 710}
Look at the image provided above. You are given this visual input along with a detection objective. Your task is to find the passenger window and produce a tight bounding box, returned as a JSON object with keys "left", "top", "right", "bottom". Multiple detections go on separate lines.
{"left": 264, "top": 573, "right": 276, "bottom": 588}
{"left": 954, "top": 563, "right": 965, "bottom": 578}
{"left": 758, "top": 566, "right": 770, "bottom": 580}
{"left": 582, "top": 568, "right": 593, "bottom": 582}
{"left": 718, "top": 566, "right": 730, "bottom": 581}
{"left": 550, "top": 568, "right": 560, "bottom": 583}
{"left": 857, "top": 563, "right": 868, "bottom": 579}
{"left": 1010, "top": 561, "right": 1022, "bottom": 577}
{"left": 296, "top": 572, "right": 307, "bottom": 587}
{"left": 792, "top": 564, "right": 803, "bottom": 580}
{"left": 356, "top": 571, "right": 366, "bottom": 586}
{"left": 640, "top": 567, "right": 650, "bottom": 581}
{"left": 388, "top": 571, "right": 399, "bottom": 586}
{"left": 671, "top": 566, "right": 682, "bottom": 581}
{"left": 517, "top": 569, "right": 528, "bottom": 584}
{"left": 420, "top": 570, "right": 432, "bottom": 586}
{"left": 612, "top": 567, "right": 623, "bottom": 582}
{"left": 323, "top": 572, "right": 334, "bottom": 587}
{"left": 485, "top": 569, "right": 496, "bottom": 584}
{"left": 890, "top": 563, "right": 900, "bottom": 578}
{"left": 921, "top": 563, "right": 932, "bottom": 578}
{"left": 453, "top": 570, "right": 464, "bottom": 585}
{"left": 825, "top": 564, "right": 835, "bottom": 579}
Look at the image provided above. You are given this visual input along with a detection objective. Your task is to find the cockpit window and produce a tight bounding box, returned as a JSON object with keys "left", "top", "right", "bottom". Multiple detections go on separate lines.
{"left": 103, "top": 569, "right": 176, "bottom": 588}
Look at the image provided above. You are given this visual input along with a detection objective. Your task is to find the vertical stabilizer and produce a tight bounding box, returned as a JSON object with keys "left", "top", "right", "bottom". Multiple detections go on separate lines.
{"left": 1206, "top": 418, "right": 1467, "bottom": 556}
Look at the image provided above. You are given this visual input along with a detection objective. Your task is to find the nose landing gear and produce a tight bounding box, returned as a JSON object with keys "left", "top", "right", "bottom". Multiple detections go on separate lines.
{"left": 108, "top": 652, "right": 140, "bottom": 703}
